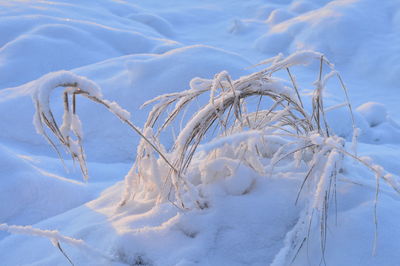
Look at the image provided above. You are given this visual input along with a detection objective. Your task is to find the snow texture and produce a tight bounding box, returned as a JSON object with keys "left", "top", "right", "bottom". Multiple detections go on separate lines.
{"left": 1, "top": 0, "right": 400, "bottom": 266}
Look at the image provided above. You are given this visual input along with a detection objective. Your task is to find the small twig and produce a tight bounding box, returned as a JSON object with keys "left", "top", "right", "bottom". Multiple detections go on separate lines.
{"left": 55, "top": 241, "right": 74, "bottom": 266}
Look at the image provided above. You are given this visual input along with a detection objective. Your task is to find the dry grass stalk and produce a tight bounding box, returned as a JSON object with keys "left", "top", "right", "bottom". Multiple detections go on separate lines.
{"left": 29, "top": 52, "right": 400, "bottom": 264}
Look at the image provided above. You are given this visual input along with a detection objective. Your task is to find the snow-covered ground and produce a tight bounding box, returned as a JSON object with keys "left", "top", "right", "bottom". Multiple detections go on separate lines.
{"left": 1, "top": 0, "right": 400, "bottom": 265}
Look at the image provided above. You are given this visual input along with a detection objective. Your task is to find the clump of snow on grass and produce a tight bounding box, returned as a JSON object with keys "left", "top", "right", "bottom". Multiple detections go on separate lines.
{"left": 103, "top": 100, "right": 131, "bottom": 121}
{"left": 31, "top": 70, "right": 103, "bottom": 136}
{"left": 199, "top": 157, "right": 255, "bottom": 196}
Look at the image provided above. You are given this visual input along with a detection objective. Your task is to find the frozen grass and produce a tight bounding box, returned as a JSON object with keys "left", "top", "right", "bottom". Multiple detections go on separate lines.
{"left": 0, "top": 223, "right": 117, "bottom": 265}
{"left": 126, "top": 50, "right": 399, "bottom": 263}
{"left": 30, "top": 70, "right": 175, "bottom": 182}
{"left": 123, "top": 51, "right": 354, "bottom": 208}
{"left": 15, "top": 51, "right": 400, "bottom": 265}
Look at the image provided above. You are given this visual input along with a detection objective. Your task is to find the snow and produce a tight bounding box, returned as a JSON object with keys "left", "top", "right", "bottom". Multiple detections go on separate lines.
{"left": 1, "top": 0, "right": 400, "bottom": 265}
{"left": 357, "top": 102, "right": 388, "bottom": 127}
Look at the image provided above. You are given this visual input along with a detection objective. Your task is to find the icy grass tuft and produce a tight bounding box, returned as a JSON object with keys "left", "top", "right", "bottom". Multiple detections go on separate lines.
{"left": 28, "top": 70, "right": 152, "bottom": 181}
{"left": 19, "top": 51, "right": 400, "bottom": 265}
{"left": 130, "top": 50, "right": 400, "bottom": 264}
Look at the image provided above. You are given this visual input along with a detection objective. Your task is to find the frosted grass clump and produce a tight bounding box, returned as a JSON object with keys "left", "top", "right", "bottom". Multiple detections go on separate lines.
{"left": 30, "top": 70, "right": 170, "bottom": 182}
{"left": 124, "top": 50, "right": 400, "bottom": 262}
{"left": 22, "top": 51, "right": 400, "bottom": 265}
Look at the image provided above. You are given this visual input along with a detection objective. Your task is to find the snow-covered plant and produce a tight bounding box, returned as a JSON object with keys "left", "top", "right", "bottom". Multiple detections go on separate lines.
{"left": 26, "top": 52, "right": 400, "bottom": 264}
{"left": 120, "top": 50, "right": 400, "bottom": 262}
{"left": 121, "top": 51, "right": 352, "bottom": 206}
{"left": 30, "top": 70, "right": 174, "bottom": 182}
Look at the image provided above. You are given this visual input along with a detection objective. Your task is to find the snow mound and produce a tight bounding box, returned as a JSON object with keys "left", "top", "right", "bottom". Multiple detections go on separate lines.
{"left": 0, "top": 0, "right": 179, "bottom": 89}
{"left": 1, "top": 127, "right": 399, "bottom": 265}
{"left": 0, "top": 144, "right": 93, "bottom": 232}
{"left": 254, "top": 0, "right": 400, "bottom": 85}
{"left": 0, "top": 172, "right": 302, "bottom": 265}
{"left": 199, "top": 157, "right": 255, "bottom": 195}
{"left": 324, "top": 101, "right": 400, "bottom": 144}
{"left": 357, "top": 102, "right": 388, "bottom": 127}
{"left": 356, "top": 102, "right": 400, "bottom": 143}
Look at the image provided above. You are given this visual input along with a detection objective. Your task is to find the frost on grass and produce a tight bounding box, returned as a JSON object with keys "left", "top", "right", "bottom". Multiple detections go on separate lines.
{"left": 129, "top": 50, "right": 400, "bottom": 264}
{"left": 21, "top": 51, "right": 400, "bottom": 265}
{"left": 0, "top": 223, "right": 116, "bottom": 265}
{"left": 30, "top": 70, "right": 137, "bottom": 181}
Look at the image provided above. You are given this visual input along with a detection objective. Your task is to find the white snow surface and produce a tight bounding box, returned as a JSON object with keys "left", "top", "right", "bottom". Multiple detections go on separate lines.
{"left": 0, "top": 0, "right": 400, "bottom": 265}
